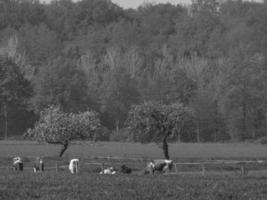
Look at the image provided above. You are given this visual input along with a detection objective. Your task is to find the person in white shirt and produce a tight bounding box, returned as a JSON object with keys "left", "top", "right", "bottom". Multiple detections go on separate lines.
{"left": 13, "top": 157, "right": 23, "bottom": 171}
{"left": 69, "top": 158, "right": 79, "bottom": 174}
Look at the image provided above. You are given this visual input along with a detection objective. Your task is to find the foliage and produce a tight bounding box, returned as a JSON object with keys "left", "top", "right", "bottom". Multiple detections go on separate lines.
{"left": 0, "top": 57, "right": 31, "bottom": 105}
{"left": 127, "top": 101, "right": 195, "bottom": 158}
{"left": 26, "top": 105, "right": 100, "bottom": 156}
{"left": 0, "top": 57, "right": 32, "bottom": 139}
{"left": 1, "top": 0, "right": 267, "bottom": 142}
{"left": 218, "top": 49, "right": 267, "bottom": 140}
{"left": 127, "top": 102, "right": 195, "bottom": 142}
{"left": 31, "top": 55, "right": 91, "bottom": 113}
{"left": 18, "top": 23, "right": 60, "bottom": 66}
{"left": 99, "top": 54, "right": 140, "bottom": 130}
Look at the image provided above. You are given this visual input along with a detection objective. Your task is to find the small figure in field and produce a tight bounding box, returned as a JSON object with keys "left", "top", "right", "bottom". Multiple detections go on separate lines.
{"left": 33, "top": 157, "right": 44, "bottom": 173}
{"left": 13, "top": 157, "right": 23, "bottom": 171}
{"left": 120, "top": 164, "right": 132, "bottom": 174}
{"left": 145, "top": 159, "right": 173, "bottom": 175}
{"left": 100, "top": 167, "right": 116, "bottom": 175}
{"left": 69, "top": 158, "right": 79, "bottom": 174}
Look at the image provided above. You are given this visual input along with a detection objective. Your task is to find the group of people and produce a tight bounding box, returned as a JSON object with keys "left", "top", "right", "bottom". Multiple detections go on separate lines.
{"left": 99, "top": 164, "right": 132, "bottom": 175}
{"left": 12, "top": 156, "right": 173, "bottom": 175}
{"left": 12, "top": 157, "right": 44, "bottom": 173}
{"left": 99, "top": 159, "right": 173, "bottom": 175}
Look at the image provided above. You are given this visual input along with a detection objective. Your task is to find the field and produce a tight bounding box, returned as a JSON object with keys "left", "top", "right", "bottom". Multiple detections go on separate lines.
{"left": 1, "top": 171, "right": 267, "bottom": 200}
{"left": 1, "top": 141, "right": 267, "bottom": 159}
{"left": 1, "top": 141, "right": 267, "bottom": 199}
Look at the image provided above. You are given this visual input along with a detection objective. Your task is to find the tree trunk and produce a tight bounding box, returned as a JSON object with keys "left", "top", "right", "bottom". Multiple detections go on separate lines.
{"left": 196, "top": 125, "right": 200, "bottom": 143}
{"left": 59, "top": 141, "right": 69, "bottom": 157}
{"left": 252, "top": 129, "right": 256, "bottom": 139}
{"left": 242, "top": 101, "right": 248, "bottom": 139}
{"left": 177, "top": 132, "right": 181, "bottom": 143}
{"left": 196, "top": 117, "right": 201, "bottom": 143}
{"left": 3, "top": 103, "right": 8, "bottom": 140}
{"left": 176, "top": 124, "right": 181, "bottom": 143}
{"left": 162, "top": 136, "right": 170, "bottom": 160}
{"left": 241, "top": 86, "right": 248, "bottom": 139}
{"left": 115, "top": 120, "right": 119, "bottom": 135}
{"left": 214, "top": 129, "right": 217, "bottom": 142}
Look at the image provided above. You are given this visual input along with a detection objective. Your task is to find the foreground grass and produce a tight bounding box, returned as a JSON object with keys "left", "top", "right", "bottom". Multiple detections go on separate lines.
{"left": 1, "top": 171, "right": 267, "bottom": 200}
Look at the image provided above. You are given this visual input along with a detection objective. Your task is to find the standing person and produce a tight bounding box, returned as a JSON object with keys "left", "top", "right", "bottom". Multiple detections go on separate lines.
{"left": 33, "top": 157, "right": 44, "bottom": 173}
{"left": 13, "top": 157, "right": 23, "bottom": 171}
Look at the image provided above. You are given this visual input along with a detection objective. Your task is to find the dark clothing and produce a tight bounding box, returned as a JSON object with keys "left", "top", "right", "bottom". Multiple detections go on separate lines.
{"left": 14, "top": 162, "right": 23, "bottom": 171}
{"left": 34, "top": 162, "right": 44, "bottom": 172}
{"left": 120, "top": 165, "right": 132, "bottom": 174}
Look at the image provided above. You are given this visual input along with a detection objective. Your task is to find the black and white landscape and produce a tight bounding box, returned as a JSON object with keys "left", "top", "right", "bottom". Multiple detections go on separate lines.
{"left": 0, "top": 0, "right": 267, "bottom": 199}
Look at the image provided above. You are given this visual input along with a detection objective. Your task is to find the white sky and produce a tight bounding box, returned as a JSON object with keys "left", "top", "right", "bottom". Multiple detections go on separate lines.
{"left": 41, "top": 0, "right": 263, "bottom": 9}
{"left": 41, "top": 0, "right": 191, "bottom": 9}
{"left": 111, "top": 0, "right": 191, "bottom": 8}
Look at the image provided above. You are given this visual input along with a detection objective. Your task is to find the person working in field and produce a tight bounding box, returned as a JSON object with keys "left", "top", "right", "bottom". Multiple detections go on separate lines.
{"left": 33, "top": 157, "right": 44, "bottom": 173}
{"left": 69, "top": 158, "right": 79, "bottom": 174}
{"left": 100, "top": 167, "right": 117, "bottom": 174}
{"left": 13, "top": 157, "right": 23, "bottom": 171}
{"left": 120, "top": 164, "right": 132, "bottom": 174}
{"left": 146, "top": 159, "right": 173, "bottom": 174}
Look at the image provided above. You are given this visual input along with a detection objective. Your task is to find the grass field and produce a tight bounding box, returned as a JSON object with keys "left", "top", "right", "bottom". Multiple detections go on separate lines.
{"left": 1, "top": 141, "right": 267, "bottom": 199}
{"left": 1, "top": 171, "right": 267, "bottom": 200}
{"left": 1, "top": 141, "right": 267, "bottom": 160}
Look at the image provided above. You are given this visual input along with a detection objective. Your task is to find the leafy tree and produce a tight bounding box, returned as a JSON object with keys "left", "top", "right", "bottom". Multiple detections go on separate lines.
{"left": 91, "top": 0, "right": 123, "bottom": 25}
{"left": 172, "top": 7, "right": 222, "bottom": 58}
{"left": 96, "top": 47, "right": 140, "bottom": 131}
{"left": 191, "top": 90, "right": 226, "bottom": 142}
{"left": 138, "top": 46, "right": 196, "bottom": 104}
{"left": 218, "top": 50, "right": 267, "bottom": 140}
{"left": 31, "top": 55, "right": 90, "bottom": 113}
{"left": 127, "top": 102, "right": 195, "bottom": 159}
{"left": 0, "top": 57, "right": 32, "bottom": 139}
{"left": 245, "top": 4, "right": 267, "bottom": 64}
{"left": 191, "top": 0, "right": 220, "bottom": 14}
{"left": 0, "top": 0, "right": 45, "bottom": 29}
{"left": 26, "top": 105, "right": 100, "bottom": 157}
{"left": 100, "top": 63, "right": 140, "bottom": 131}
{"left": 179, "top": 57, "right": 227, "bottom": 142}
{"left": 44, "top": 0, "right": 79, "bottom": 40}
{"left": 18, "top": 23, "right": 60, "bottom": 67}
{"left": 109, "top": 20, "right": 141, "bottom": 51}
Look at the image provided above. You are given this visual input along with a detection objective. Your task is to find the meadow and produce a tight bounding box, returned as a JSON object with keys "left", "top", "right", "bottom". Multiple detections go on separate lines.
{"left": 1, "top": 171, "right": 267, "bottom": 200}
{"left": 1, "top": 141, "right": 267, "bottom": 160}
{"left": 1, "top": 141, "right": 267, "bottom": 199}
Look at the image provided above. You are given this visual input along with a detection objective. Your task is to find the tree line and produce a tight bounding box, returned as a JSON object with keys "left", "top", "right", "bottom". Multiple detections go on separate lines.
{"left": 0, "top": 0, "right": 267, "bottom": 142}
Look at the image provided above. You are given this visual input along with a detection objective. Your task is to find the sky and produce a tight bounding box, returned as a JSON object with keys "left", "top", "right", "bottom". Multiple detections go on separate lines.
{"left": 111, "top": 0, "right": 191, "bottom": 9}
{"left": 41, "top": 0, "right": 263, "bottom": 9}
{"left": 41, "top": 0, "right": 191, "bottom": 8}
{"left": 114, "top": 0, "right": 263, "bottom": 8}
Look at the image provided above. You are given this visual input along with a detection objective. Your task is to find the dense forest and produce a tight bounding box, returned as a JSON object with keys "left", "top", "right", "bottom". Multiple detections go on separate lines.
{"left": 0, "top": 0, "right": 267, "bottom": 142}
